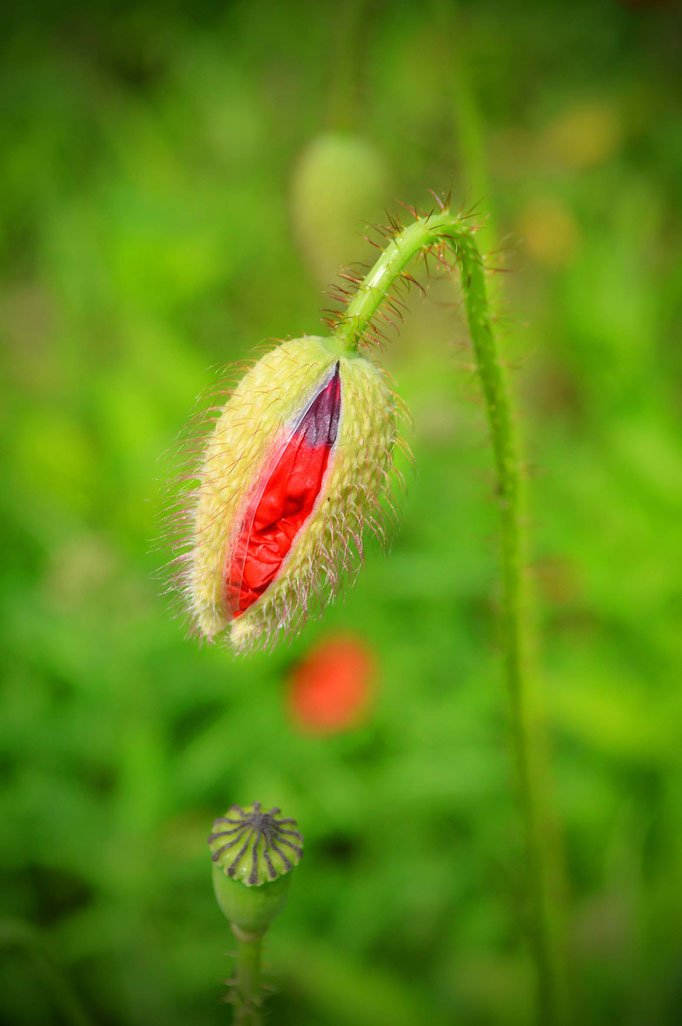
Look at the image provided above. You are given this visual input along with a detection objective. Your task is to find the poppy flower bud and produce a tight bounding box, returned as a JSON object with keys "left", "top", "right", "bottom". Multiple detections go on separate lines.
{"left": 186, "top": 335, "right": 399, "bottom": 651}
{"left": 209, "top": 802, "right": 303, "bottom": 936}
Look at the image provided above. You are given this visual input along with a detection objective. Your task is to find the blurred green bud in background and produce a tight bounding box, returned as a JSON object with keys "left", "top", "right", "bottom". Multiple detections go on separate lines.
{"left": 290, "top": 131, "right": 388, "bottom": 285}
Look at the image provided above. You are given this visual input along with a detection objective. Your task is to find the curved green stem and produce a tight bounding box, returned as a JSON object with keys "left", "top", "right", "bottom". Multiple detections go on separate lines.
{"left": 230, "top": 926, "right": 264, "bottom": 1025}
{"left": 333, "top": 211, "right": 568, "bottom": 1025}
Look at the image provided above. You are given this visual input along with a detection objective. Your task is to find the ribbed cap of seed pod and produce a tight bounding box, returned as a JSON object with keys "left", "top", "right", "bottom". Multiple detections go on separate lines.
{"left": 208, "top": 802, "right": 304, "bottom": 886}
{"left": 183, "top": 335, "right": 401, "bottom": 652}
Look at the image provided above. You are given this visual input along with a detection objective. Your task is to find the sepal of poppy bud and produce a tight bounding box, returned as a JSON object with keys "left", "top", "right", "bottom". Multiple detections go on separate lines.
{"left": 209, "top": 803, "right": 303, "bottom": 936}
{"left": 188, "top": 335, "right": 400, "bottom": 650}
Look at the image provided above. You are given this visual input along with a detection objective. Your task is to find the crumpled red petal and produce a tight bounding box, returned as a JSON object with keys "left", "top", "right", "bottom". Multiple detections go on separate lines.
{"left": 226, "top": 363, "right": 341, "bottom": 615}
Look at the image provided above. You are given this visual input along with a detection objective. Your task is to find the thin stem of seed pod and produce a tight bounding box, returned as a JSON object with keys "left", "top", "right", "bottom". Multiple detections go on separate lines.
{"left": 230, "top": 927, "right": 264, "bottom": 1025}
{"left": 333, "top": 210, "right": 568, "bottom": 1025}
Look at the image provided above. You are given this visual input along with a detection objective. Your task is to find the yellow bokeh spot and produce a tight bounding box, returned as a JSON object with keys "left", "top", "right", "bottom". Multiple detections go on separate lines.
{"left": 543, "top": 100, "right": 623, "bottom": 169}
{"left": 518, "top": 197, "right": 580, "bottom": 269}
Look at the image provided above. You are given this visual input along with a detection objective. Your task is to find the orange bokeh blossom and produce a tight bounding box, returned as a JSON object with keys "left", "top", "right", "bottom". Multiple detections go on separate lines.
{"left": 287, "top": 634, "right": 376, "bottom": 734}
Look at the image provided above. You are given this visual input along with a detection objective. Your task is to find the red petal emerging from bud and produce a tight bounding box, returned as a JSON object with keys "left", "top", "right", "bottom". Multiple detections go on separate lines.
{"left": 227, "top": 364, "right": 341, "bottom": 616}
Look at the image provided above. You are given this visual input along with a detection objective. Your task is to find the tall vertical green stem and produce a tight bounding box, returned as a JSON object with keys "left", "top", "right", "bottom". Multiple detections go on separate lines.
{"left": 334, "top": 211, "right": 567, "bottom": 1025}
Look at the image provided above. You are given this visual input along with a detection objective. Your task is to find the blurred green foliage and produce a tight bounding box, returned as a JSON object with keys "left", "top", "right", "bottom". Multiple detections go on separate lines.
{"left": 1, "top": 1, "right": 681, "bottom": 1023}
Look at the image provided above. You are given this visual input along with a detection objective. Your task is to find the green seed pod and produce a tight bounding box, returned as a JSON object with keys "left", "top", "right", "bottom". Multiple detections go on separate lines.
{"left": 291, "top": 132, "right": 388, "bottom": 285}
{"left": 183, "top": 334, "right": 400, "bottom": 651}
{"left": 209, "top": 803, "right": 303, "bottom": 936}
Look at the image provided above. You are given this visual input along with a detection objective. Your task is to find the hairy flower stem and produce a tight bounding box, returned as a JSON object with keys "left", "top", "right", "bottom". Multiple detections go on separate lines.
{"left": 334, "top": 212, "right": 567, "bottom": 1025}
{"left": 231, "top": 927, "right": 264, "bottom": 1025}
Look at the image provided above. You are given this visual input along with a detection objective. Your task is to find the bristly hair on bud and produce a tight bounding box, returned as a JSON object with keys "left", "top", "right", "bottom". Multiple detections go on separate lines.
{"left": 165, "top": 334, "right": 405, "bottom": 653}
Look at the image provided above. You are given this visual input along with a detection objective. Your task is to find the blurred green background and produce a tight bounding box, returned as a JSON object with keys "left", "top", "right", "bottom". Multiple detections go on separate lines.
{"left": 1, "top": 0, "right": 681, "bottom": 1023}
